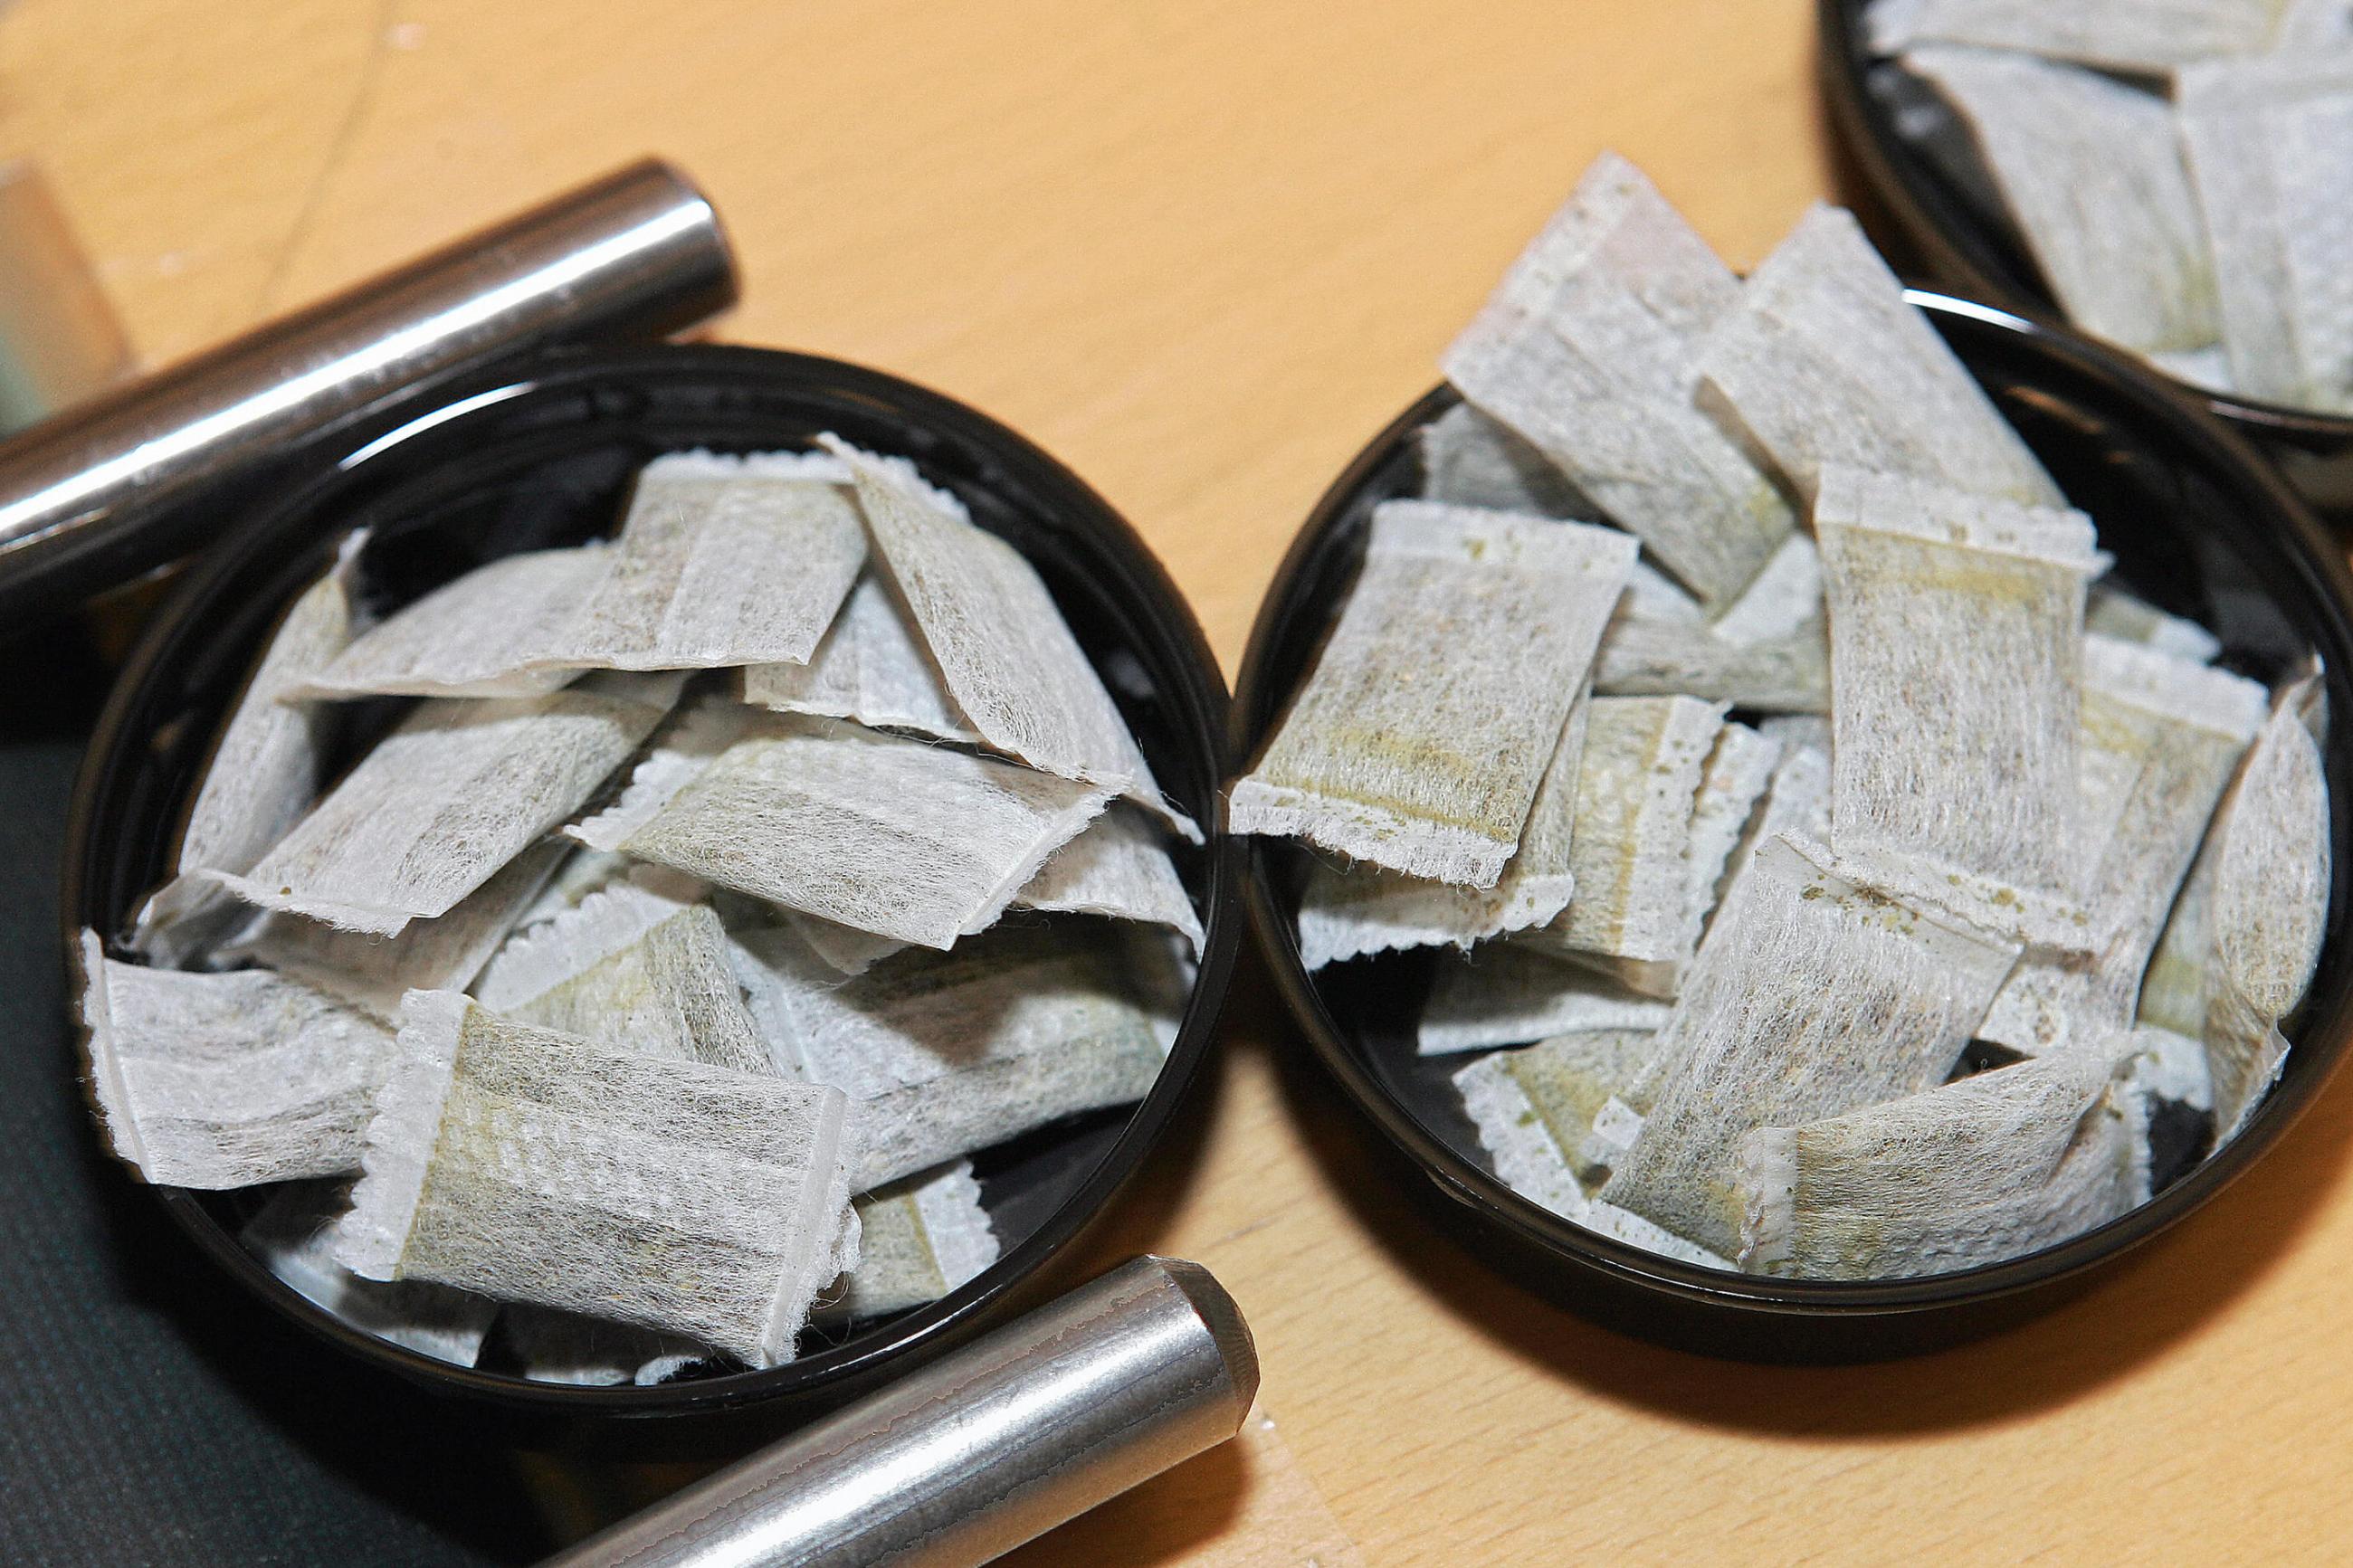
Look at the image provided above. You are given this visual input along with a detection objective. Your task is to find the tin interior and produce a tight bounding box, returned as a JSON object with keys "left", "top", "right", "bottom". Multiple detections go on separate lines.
{"left": 1234, "top": 295, "right": 2353, "bottom": 1352}
{"left": 63, "top": 343, "right": 1242, "bottom": 1417}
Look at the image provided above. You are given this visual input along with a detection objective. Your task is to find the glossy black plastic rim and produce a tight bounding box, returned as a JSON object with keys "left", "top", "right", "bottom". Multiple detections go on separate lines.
{"left": 62, "top": 342, "right": 1244, "bottom": 1417}
{"left": 1815, "top": 0, "right": 2353, "bottom": 454}
{"left": 1232, "top": 293, "right": 2353, "bottom": 1333}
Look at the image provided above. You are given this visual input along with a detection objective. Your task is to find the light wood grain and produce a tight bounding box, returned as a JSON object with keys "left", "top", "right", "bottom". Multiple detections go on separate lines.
{"left": 6, "top": 3, "right": 2349, "bottom": 1563}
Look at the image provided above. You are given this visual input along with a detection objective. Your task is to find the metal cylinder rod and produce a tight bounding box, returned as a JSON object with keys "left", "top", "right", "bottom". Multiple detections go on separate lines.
{"left": 545, "top": 1257, "right": 1260, "bottom": 1568}
{"left": 0, "top": 157, "right": 736, "bottom": 619}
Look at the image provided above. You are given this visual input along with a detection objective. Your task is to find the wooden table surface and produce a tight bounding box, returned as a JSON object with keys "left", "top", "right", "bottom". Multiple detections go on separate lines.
{"left": 8, "top": 3, "right": 2351, "bottom": 1563}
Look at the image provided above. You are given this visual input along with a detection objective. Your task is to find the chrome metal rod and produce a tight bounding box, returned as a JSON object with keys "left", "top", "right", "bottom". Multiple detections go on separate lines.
{"left": 0, "top": 157, "right": 735, "bottom": 619}
{"left": 545, "top": 1257, "right": 1260, "bottom": 1568}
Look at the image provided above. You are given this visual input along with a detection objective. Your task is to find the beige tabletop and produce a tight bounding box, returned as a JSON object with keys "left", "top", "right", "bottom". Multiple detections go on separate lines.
{"left": 9, "top": 2, "right": 2351, "bottom": 1563}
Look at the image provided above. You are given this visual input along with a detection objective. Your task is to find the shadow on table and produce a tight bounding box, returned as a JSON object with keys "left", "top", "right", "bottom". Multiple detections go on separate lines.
{"left": 1253, "top": 941, "right": 2353, "bottom": 1440}
{"left": 0, "top": 624, "right": 549, "bottom": 1565}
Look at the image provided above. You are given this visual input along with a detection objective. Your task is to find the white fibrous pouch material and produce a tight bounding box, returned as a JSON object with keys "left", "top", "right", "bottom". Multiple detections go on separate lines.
{"left": 729, "top": 922, "right": 1172, "bottom": 1190}
{"left": 2129, "top": 1022, "right": 2215, "bottom": 1111}
{"left": 1417, "top": 942, "right": 1672, "bottom": 1056}
{"left": 543, "top": 451, "right": 868, "bottom": 672}
{"left": 135, "top": 530, "right": 369, "bottom": 964}
{"left": 819, "top": 1160, "right": 999, "bottom": 1322}
{"left": 472, "top": 865, "right": 707, "bottom": 1012}
{"left": 2277, "top": 0, "right": 2353, "bottom": 49}
{"left": 1440, "top": 156, "right": 1795, "bottom": 607}
{"left": 1013, "top": 804, "right": 1205, "bottom": 956}
{"left": 1598, "top": 835, "right": 2023, "bottom": 1257}
{"left": 822, "top": 437, "right": 1196, "bottom": 839}
{"left": 777, "top": 911, "right": 912, "bottom": 979}
{"left": 332, "top": 991, "right": 857, "bottom": 1368}
{"left": 1736, "top": 1045, "right": 2148, "bottom": 1279}
{"left": 509, "top": 845, "right": 639, "bottom": 933}
{"left": 2177, "top": 55, "right": 2353, "bottom": 410}
{"left": 2084, "top": 584, "right": 2224, "bottom": 663}
{"left": 1715, "top": 737, "right": 1834, "bottom": 925}
{"left": 200, "top": 670, "right": 683, "bottom": 936}
{"left": 1593, "top": 614, "right": 1830, "bottom": 713}
{"left": 1902, "top": 46, "right": 2219, "bottom": 356}
{"left": 1592, "top": 537, "right": 1830, "bottom": 713}
{"left": 2274, "top": 90, "right": 2353, "bottom": 413}
{"left": 1815, "top": 464, "right": 2101, "bottom": 946}
{"left": 1415, "top": 402, "right": 1595, "bottom": 519}
{"left": 1869, "top": 0, "right": 2282, "bottom": 75}
{"left": 504, "top": 904, "right": 775, "bottom": 1078}
{"left": 1229, "top": 502, "right": 1634, "bottom": 887}
{"left": 1453, "top": 1047, "right": 1729, "bottom": 1269}
{"left": 1658, "top": 723, "right": 1783, "bottom": 982}
{"left": 1291, "top": 696, "right": 1589, "bottom": 969}
{"left": 238, "top": 840, "right": 570, "bottom": 1021}
{"left": 1697, "top": 204, "right": 2064, "bottom": 506}
{"left": 500, "top": 1306, "right": 712, "bottom": 1387}
{"left": 569, "top": 705, "right": 1110, "bottom": 950}
{"left": 2203, "top": 674, "right": 2332, "bottom": 1137}
{"left": 1520, "top": 696, "right": 1726, "bottom": 988}
{"left": 1476, "top": 1027, "right": 1672, "bottom": 1195}
{"left": 242, "top": 1183, "right": 497, "bottom": 1367}
{"left": 76, "top": 929, "right": 395, "bottom": 1188}
{"left": 1980, "top": 638, "right": 2266, "bottom": 1054}
{"left": 1706, "top": 532, "right": 1824, "bottom": 647}
{"left": 296, "top": 455, "right": 867, "bottom": 698}
{"left": 739, "top": 573, "right": 977, "bottom": 746}
{"left": 291, "top": 546, "right": 609, "bottom": 700}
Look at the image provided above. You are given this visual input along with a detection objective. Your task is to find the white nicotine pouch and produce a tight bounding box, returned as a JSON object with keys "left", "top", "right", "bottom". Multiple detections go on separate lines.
{"left": 1901, "top": 45, "right": 2219, "bottom": 359}
{"left": 1736, "top": 1045, "right": 2149, "bottom": 1280}
{"left": 729, "top": 921, "right": 1172, "bottom": 1191}
{"left": 1598, "top": 835, "right": 2022, "bottom": 1257}
{"left": 1453, "top": 1038, "right": 1729, "bottom": 1269}
{"left": 135, "top": 529, "right": 367, "bottom": 964}
{"left": 1870, "top": 0, "right": 2287, "bottom": 74}
{"left": 817, "top": 1160, "right": 1000, "bottom": 1323}
{"left": 1292, "top": 696, "right": 1591, "bottom": 969}
{"left": 1815, "top": 463, "right": 2101, "bottom": 945}
{"left": 199, "top": 670, "right": 684, "bottom": 936}
{"left": 331, "top": 991, "right": 856, "bottom": 1369}
{"left": 1515, "top": 697, "right": 1730, "bottom": 993}
{"left": 822, "top": 437, "right": 1195, "bottom": 837}
{"left": 1980, "top": 638, "right": 2266, "bottom": 1055}
{"left": 1231, "top": 500, "right": 1634, "bottom": 887}
{"left": 568, "top": 704, "right": 1110, "bottom": 950}
{"left": 2177, "top": 54, "right": 2353, "bottom": 412}
{"left": 1697, "top": 204, "right": 2064, "bottom": 506}
{"left": 2155, "top": 673, "right": 2333, "bottom": 1139}
{"left": 78, "top": 929, "right": 394, "bottom": 1189}
{"left": 740, "top": 573, "right": 977, "bottom": 746}
{"left": 1416, "top": 943, "right": 1671, "bottom": 1057}
{"left": 1439, "top": 159, "right": 1796, "bottom": 610}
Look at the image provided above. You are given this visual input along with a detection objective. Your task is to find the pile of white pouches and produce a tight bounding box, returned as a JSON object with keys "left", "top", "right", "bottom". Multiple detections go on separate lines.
{"left": 1234, "top": 153, "right": 2332, "bottom": 1280}
{"left": 1865, "top": 0, "right": 2353, "bottom": 413}
{"left": 77, "top": 437, "right": 1200, "bottom": 1381}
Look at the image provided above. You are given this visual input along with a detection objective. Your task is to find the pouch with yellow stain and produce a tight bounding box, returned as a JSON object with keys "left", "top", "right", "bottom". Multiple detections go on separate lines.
{"left": 1230, "top": 500, "right": 1633, "bottom": 888}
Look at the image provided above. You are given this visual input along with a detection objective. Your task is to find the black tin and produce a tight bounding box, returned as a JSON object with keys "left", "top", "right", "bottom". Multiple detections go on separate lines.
{"left": 1815, "top": 0, "right": 2353, "bottom": 522}
{"left": 1233, "top": 293, "right": 2353, "bottom": 1362}
{"left": 62, "top": 343, "right": 1242, "bottom": 1429}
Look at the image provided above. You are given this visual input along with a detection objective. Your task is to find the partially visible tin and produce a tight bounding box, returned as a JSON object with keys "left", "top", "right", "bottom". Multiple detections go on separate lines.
{"left": 1815, "top": 0, "right": 2353, "bottom": 523}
